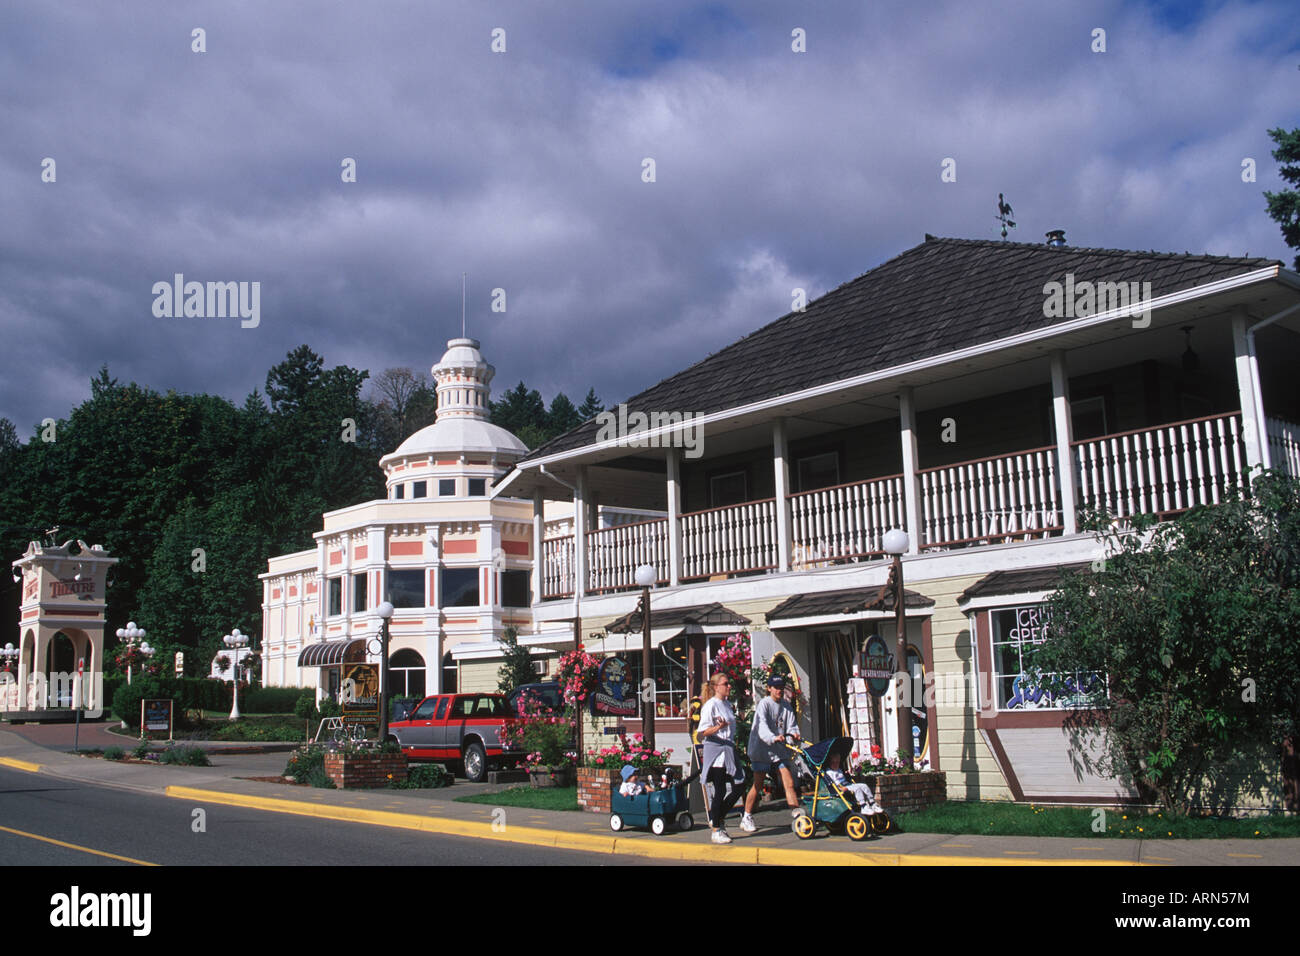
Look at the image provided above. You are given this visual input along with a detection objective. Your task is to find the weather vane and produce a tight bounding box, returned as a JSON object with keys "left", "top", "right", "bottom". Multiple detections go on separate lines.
{"left": 996, "top": 193, "right": 1016, "bottom": 239}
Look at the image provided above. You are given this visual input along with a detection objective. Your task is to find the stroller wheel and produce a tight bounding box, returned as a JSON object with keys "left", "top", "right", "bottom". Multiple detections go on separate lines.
{"left": 845, "top": 813, "right": 871, "bottom": 841}
{"left": 650, "top": 816, "right": 667, "bottom": 836}
{"left": 792, "top": 813, "right": 816, "bottom": 840}
{"left": 870, "top": 812, "right": 895, "bottom": 834}
{"left": 610, "top": 813, "right": 624, "bottom": 832}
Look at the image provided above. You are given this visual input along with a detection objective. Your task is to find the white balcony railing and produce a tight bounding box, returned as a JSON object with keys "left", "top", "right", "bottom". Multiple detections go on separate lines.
{"left": 1267, "top": 416, "right": 1300, "bottom": 479}
{"left": 789, "top": 474, "right": 906, "bottom": 563}
{"left": 680, "top": 498, "right": 778, "bottom": 580}
{"left": 1073, "top": 412, "right": 1245, "bottom": 519}
{"left": 586, "top": 517, "right": 669, "bottom": 593}
{"left": 918, "top": 447, "right": 1062, "bottom": 549}
{"left": 541, "top": 534, "right": 575, "bottom": 600}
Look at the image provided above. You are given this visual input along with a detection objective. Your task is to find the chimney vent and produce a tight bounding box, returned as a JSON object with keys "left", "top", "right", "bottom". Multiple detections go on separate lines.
{"left": 1045, "top": 230, "right": 1067, "bottom": 247}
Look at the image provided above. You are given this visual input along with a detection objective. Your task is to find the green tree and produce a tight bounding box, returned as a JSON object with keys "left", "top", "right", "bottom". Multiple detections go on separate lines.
{"left": 577, "top": 388, "right": 604, "bottom": 421}
{"left": 546, "top": 393, "right": 583, "bottom": 437}
{"left": 1264, "top": 126, "right": 1300, "bottom": 270}
{"left": 1028, "top": 474, "right": 1300, "bottom": 813}
{"left": 496, "top": 626, "right": 537, "bottom": 694}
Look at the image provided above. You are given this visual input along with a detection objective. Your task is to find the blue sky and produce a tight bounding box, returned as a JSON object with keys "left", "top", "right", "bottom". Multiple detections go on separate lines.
{"left": 1, "top": 0, "right": 1297, "bottom": 433}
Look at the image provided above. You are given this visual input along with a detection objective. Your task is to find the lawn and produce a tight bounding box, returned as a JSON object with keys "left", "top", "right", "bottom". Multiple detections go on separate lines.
{"left": 455, "top": 785, "right": 580, "bottom": 812}
{"left": 896, "top": 800, "right": 1300, "bottom": 839}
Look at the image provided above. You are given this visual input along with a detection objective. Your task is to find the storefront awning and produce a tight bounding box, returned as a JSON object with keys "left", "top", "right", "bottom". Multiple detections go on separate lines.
{"left": 956, "top": 563, "right": 1090, "bottom": 609}
{"left": 604, "top": 602, "right": 750, "bottom": 635}
{"left": 765, "top": 585, "right": 934, "bottom": 627}
{"left": 296, "top": 638, "right": 365, "bottom": 667}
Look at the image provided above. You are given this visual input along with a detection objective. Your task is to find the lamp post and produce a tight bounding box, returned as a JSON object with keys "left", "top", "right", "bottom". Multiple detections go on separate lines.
{"left": 882, "top": 529, "right": 913, "bottom": 771}
{"left": 633, "top": 563, "right": 657, "bottom": 749}
{"left": 223, "top": 629, "right": 248, "bottom": 720}
{"left": 376, "top": 601, "right": 394, "bottom": 745}
{"left": 115, "top": 622, "right": 148, "bottom": 685}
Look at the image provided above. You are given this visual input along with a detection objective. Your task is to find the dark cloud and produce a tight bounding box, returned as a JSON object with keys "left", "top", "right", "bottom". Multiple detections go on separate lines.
{"left": 1, "top": 0, "right": 1296, "bottom": 433}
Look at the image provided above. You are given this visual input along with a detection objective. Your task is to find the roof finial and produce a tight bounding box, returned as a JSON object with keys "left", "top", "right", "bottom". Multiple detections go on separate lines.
{"left": 461, "top": 272, "right": 467, "bottom": 338}
{"left": 996, "top": 193, "right": 1016, "bottom": 240}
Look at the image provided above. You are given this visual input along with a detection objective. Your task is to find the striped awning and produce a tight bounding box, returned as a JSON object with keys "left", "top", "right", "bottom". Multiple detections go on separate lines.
{"left": 297, "top": 638, "right": 365, "bottom": 667}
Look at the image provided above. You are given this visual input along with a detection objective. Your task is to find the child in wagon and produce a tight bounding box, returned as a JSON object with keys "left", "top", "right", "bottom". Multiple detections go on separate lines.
{"left": 619, "top": 763, "right": 655, "bottom": 797}
{"left": 824, "top": 751, "right": 881, "bottom": 815}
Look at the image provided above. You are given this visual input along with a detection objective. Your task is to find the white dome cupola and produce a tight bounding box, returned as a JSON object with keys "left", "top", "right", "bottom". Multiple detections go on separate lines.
{"left": 433, "top": 337, "right": 494, "bottom": 420}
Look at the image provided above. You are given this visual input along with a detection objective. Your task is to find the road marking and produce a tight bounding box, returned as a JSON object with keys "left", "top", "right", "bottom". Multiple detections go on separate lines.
{"left": 1226, "top": 853, "right": 1262, "bottom": 859}
{"left": 1071, "top": 846, "right": 1106, "bottom": 850}
{"left": 1004, "top": 850, "right": 1039, "bottom": 855}
{"left": 0, "top": 756, "right": 43, "bottom": 773}
{"left": 0, "top": 823, "right": 157, "bottom": 866}
{"left": 941, "top": 843, "right": 974, "bottom": 848}
{"left": 1146, "top": 856, "right": 1175, "bottom": 862}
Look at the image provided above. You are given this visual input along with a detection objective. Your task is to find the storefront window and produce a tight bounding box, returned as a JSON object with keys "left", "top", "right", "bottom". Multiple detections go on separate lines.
{"left": 990, "top": 604, "right": 1102, "bottom": 709}
{"left": 623, "top": 646, "right": 688, "bottom": 718}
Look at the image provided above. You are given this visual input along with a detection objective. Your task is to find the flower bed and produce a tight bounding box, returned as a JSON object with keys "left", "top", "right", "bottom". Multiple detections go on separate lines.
{"left": 861, "top": 772, "right": 947, "bottom": 815}
{"left": 322, "top": 752, "right": 408, "bottom": 789}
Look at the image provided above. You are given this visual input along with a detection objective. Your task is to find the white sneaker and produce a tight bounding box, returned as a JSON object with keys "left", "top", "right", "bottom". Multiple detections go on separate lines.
{"left": 740, "top": 813, "right": 757, "bottom": 832}
{"left": 712, "top": 829, "right": 733, "bottom": 844}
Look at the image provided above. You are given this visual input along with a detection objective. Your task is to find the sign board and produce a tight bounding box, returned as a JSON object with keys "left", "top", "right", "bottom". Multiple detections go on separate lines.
{"left": 141, "top": 699, "right": 173, "bottom": 740}
{"left": 340, "top": 663, "right": 379, "bottom": 727}
{"left": 590, "top": 656, "right": 638, "bottom": 717}
{"left": 861, "top": 633, "right": 894, "bottom": 697}
{"left": 174, "top": 651, "right": 184, "bottom": 677}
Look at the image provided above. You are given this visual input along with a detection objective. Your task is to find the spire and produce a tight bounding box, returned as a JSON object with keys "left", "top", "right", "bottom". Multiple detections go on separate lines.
{"left": 431, "top": 338, "right": 494, "bottom": 421}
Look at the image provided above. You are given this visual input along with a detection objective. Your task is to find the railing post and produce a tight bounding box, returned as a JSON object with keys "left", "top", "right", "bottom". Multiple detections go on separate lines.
{"left": 666, "top": 450, "right": 683, "bottom": 586}
{"left": 899, "top": 388, "right": 921, "bottom": 554}
{"left": 773, "top": 417, "right": 793, "bottom": 572}
{"left": 574, "top": 466, "right": 588, "bottom": 600}
{"left": 1232, "top": 307, "right": 1269, "bottom": 471}
{"left": 1050, "top": 350, "right": 1078, "bottom": 535}
{"left": 532, "top": 490, "right": 544, "bottom": 605}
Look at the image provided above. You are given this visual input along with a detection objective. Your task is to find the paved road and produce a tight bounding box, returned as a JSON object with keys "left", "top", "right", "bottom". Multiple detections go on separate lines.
{"left": 0, "top": 765, "right": 662, "bottom": 866}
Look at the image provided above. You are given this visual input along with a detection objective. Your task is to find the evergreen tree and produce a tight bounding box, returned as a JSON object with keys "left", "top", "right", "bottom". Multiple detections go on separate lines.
{"left": 1264, "top": 127, "right": 1300, "bottom": 270}
{"left": 577, "top": 388, "right": 604, "bottom": 421}
{"left": 497, "top": 626, "right": 536, "bottom": 694}
{"left": 546, "top": 392, "right": 583, "bottom": 437}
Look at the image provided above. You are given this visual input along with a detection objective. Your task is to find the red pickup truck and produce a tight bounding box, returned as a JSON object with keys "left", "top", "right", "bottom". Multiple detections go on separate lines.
{"left": 385, "top": 693, "right": 519, "bottom": 782}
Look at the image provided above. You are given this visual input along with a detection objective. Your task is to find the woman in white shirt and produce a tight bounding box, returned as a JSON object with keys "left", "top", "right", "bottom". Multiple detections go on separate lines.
{"left": 697, "top": 672, "right": 744, "bottom": 844}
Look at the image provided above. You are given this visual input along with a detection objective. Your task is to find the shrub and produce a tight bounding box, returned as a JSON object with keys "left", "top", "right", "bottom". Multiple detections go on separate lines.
{"left": 131, "top": 739, "right": 150, "bottom": 760}
{"left": 317, "top": 696, "right": 341, "bottom": 718}
{"left": 293, "top": 691, "right": 318, "bottom": 720}
{"left": 240, "top": 687, "right": 304, "bottom": 714}
{"left": 103, "top": 746, "right": 125, "bottom": 761}
{"left": 159, "top": 745, "right": 210, "bottom": 766}
{"left": 391, "top": 763, "right": 452, "bottom": 789}
{"left": 284, "top": 745, "right": 327, "bottom": 784}
{"left": 306, "top": 765, "right": 336, "bottom": 789}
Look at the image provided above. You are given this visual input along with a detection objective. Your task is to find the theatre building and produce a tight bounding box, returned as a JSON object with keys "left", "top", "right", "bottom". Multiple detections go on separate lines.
{"left": 486, "top": 235, "right": 1300, "bottom": 806}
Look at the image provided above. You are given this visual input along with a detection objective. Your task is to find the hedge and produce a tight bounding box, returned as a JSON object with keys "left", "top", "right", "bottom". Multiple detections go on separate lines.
{"left": 110, "top": 679, "right": 310, "bottom": 726}
{"left": 239, "top": 687, "right": 304, "bottom": 714}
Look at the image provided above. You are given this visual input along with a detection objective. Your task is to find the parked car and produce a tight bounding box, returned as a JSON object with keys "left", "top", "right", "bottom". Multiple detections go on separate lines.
{"left": 385, "top": 692, "right": 520, "bottom": 782}
{"left": 505, "top": 681, "right": 563, "bottom": 717}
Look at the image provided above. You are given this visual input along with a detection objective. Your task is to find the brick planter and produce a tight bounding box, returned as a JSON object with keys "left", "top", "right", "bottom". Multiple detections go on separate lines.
{"left": 323, "top": 752, "right": 408, "bottom": 789}
{"left": 861, "top": 771, "right": 946, "bottom": 815}
{"left": 576, "top": 766, "right": 623, "bottom": 813}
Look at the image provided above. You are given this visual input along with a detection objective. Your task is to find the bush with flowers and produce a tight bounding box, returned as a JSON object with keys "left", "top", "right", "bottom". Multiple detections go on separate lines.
{"left": 111, "top": 643, "right": 163, "bottom": 679}
{"left": 584, "top": 733, "right": 673, "bottom": 779}
{"left": 499, "top": 688, "right": 578, "bottom": 771}
{"left": 711, "top": 632, "right": 755, "bottom": 716}
{"left": 555, "top": 646, "right": 602, "bottom": 713}
{"left": 851, "top": 743, "right": 928, "bottom": 777}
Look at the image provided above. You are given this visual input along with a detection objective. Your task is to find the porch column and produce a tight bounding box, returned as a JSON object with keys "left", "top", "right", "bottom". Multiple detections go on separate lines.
{"left": 532, "top": 489, "right": 545, "bottom": 604}
{"left": 1232, "top": 308, "right": 1269, "bottom": 470}
{"left": 666, "top": 449, "right": 683, "bottom": 586}
{"left": 773, "top": 417, "right": 792, "bottom": 572}
{"left": 898, "top": 387, "right": 921, "bottom": 554}
{"left": 427, "top": 525, "right": 442, "bottom": 695}
{"left": 574, "top": 466, "right": 588, "bottom": 600}
{"left": 1050, "top": 350, "right": 1078, "bottom": 535}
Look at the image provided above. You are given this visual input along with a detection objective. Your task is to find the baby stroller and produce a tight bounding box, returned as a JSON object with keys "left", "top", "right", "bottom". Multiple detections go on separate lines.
{"left": 778, "top": 737, "right": 894, "bottom": 841}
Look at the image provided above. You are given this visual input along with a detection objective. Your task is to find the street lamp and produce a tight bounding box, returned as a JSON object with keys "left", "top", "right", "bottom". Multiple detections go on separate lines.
{"left": 223, "top": 629, "right": 249, "bottom": 720}
{"left": 882, "top": 529, "right": 913, "bottom": 771}
{"left": 634, "top": 563, "right": 657, "bottom": 749}
{"left": 115, "top": 622, "right": 148, "bottom": 685}
{"left": 376, "top": 601, "right": 395, "bottom": 745}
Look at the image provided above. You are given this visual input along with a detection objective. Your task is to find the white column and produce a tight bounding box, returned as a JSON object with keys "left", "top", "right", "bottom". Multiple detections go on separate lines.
{"left": 899, "top": 388, "right": 922, "bottom": 554}
{"left": 532, "top": 489, "right": 545, "bottom": 604}
{"left": 574, "top": 466, "right": 588, "bottom": 600}
{"left": 428, "top": 524, "right": 442, "bottom": 695}
{"left": 773, "top": 417, "right": 792, "bottom": 572}
{"left": 484, "top": 521, "right": 501, "bottom": 609}
{"left": 1050, "top": 350, "right": 1078, "bottom": 535}
{"left": 1232, "top": 308, "right": 1268, "bottom": 470}
{"left": 666, "top": 450, "right": 683, "bottom": 586}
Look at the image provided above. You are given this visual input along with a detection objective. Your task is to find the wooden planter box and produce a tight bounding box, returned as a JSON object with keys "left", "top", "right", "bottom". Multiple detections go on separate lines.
{"left": 859, "top": 771, "right": 947, "bottom": 815}
{"left": 576, "top": 766, "right": 623, "bottom": 813}
{"left": 528, "top": 767, "right": 574, "bottom": 788}
{"left": 323, "top": 752, "right": 408, "bottom": 789}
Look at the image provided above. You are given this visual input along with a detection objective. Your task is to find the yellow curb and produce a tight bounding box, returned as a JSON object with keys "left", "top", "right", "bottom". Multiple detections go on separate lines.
{"left": 0, "top": 756, "right": 44, "bottom": 773}
{"left": 164, "top": 786, "right": 1145, "bottom": 866}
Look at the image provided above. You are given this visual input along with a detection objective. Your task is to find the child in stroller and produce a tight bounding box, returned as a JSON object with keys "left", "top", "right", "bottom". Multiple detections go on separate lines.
{"left": 824, "top": 751, "right": 882, "bottom": 815}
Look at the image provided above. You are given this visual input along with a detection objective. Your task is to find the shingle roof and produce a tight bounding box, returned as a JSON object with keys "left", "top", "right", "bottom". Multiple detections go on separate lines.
{"left": 523, "top": 237, "right": 1279, "bottom": 462}
{"left": 958, "top": 563, "right": 1091, "bottom": 602}
{"left": 604, "top": 602, "right": 751, "bottom": 633}
{"left": 765, "top": 585, "right": 935, "bottom": 622}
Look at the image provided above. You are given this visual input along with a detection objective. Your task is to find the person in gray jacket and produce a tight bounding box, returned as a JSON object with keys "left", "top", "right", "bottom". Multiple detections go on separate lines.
{"left": 740, "top": 675, "right": 804, "bottom": 831}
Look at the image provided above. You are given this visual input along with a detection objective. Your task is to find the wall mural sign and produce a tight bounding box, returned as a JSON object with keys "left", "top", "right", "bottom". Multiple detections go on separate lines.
{"left": 341, "top": 663, "right": 379, "bottom": 727}
{"left": 861, "top": 633, "right": 894, "bottom": 697}
{"left": 591, "top": 656, "right": 638, "bottom": 717}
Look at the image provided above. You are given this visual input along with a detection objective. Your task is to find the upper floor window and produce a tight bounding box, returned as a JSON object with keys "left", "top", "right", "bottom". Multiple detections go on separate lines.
{"left": 439, "top": 479, "right": 457, "bottom": 497}
{"left": 501, "top": 569, "right": 530, "bottom": 607}
{"left": 352, "top": 573, "right": 367, "bottom": 614}
{"left": 796, "top": 451, "right": 839, "bottom": 492}
{"left": 387, "top": 569, "right": 425, "bottom": 609}
{"left": 441, "top": 567, "right": 479, "bottom": 607}
{"left": 326, "top": 578, "right": 343, "bottom": 617}
{"left": 709, "top": 470, "right": 748, "bottom": 508}
{"left": 468, "top": 478, "right": 487, "bottom": 497}
{"left": 412, "top": 481, "right": 428, "bottom": 499}
{"left": 393, "top": 484, "right": 405, "bottom": 500}
{"left": 1070, "top": 396, "right": 1108, "bottom": 441}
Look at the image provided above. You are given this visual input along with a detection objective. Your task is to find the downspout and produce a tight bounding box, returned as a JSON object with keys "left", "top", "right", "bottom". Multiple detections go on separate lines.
{"left": 1245, "top": 300, "right": 1300, "bottom": 470}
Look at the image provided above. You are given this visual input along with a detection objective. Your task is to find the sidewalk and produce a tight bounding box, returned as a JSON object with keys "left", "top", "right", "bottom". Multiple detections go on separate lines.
{"left": 2, "top": 725, "right": 1295, "bottom": 866}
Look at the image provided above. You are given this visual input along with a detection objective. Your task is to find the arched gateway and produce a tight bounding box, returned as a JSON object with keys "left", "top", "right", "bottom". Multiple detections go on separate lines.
{"left": 7, "top": 540, "right": 117, "bottom": 716}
